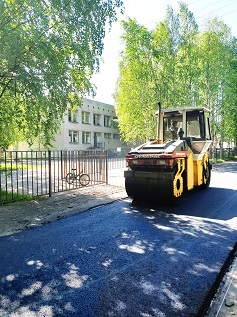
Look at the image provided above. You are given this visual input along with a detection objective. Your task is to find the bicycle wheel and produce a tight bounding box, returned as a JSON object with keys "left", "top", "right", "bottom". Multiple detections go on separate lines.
{"left": 79, "top": 173, "right": 90, "bottom": 186}
{"left": 66, "top": 173, "right": 74, "bottom": 184}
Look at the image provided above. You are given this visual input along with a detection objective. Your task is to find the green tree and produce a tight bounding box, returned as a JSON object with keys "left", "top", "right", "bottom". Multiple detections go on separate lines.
{"left": 115, "top": 19, "right": 157, "bottom": 144}
{"left": 151, "top": 17, "right": 177, "bottom": 107}
{"left": 221, "top": 37, "right": 237, "bottom": 145}
{"left": 115, "top": 2, "right": 201, "bottom": 143}
{"left": 0, "top": 0, "right": 123, "bottom": 150}
{"left": 175, "top": 2, "right": 199, "bottom": 107}
{"left": 115, "top": 2, "right": 237, "bottom": 146}
{"left": 152, "top": 3, "right": 199, "bottom": 107}
{"left": 198, "top": 18, "right": 235, "bottom": 143}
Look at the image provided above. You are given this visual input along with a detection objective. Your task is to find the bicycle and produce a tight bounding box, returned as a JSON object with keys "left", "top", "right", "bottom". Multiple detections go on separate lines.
{"left": 66, "top": 167, "right": 90, "bottom": 186}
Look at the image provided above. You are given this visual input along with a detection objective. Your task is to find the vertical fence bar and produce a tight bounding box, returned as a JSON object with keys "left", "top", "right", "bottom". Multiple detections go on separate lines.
{"left": 106, "top": 150, "right": 108, "bottom": 185}
{"left": 1, "top": 149, "right": 109, "bottom": 203}
{"left": 4, "top": 152, "right": 7, "bottom": 202}
{"left": 26, "top": 151, "right": 29, "bottom": 195}
{"left": 93, "top": 151, "right": 96, "bottom": 185}
{"left": 45, "top": 151, "right": 48, "bottom": 194}
{"left": 10, "top": 151, "right": 14, "bottom": 201}
{"left": 15, "top": 151, "right": 19, "bottom": 198}
{"left": 31, "top": 151, "right": 34, "bottom": 197}
{"left": 35, "top": 151, "right": 38, "bottom": 196}
{"left": 39, "top": 151, "right": 42, "bottom": 196}
{"left": 42, "top": 151, "right": 44, "bottom": 193}
{"left": 61, "top": 150, "right": 63, "bottom": 191}
{"left": 52, "top": 151, "right": 55, "bottom": 193}
{"left": 48, "top": 150, "right": 52, "bottom": 197}
{"left": 21, "top": 152, "right": 24, "bottom": 196}
{"left": 0, "top": 157, "right": 1, "bottom": 203}
{"left": 54, "top": 151, "right": 57, "bottom": 192}
{"left": 57, "top": 151, "right": 60, "bottom": 192}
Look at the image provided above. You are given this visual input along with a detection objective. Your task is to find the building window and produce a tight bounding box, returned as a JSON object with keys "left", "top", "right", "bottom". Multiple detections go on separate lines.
{"left": 104, "top": 115, "right": 111, "bottom": 127}
{"left": 112, "top": 117, "right": 118, "bottom": 129}
{"left": 82, "top": 131, "right": 91, "bottom": 144}
{"left": 82, "top": 111, "right": 90, "bottom": 124}
{"left": 69, "top": 130, "right": 79, "bottom": 143}
{"left": 93, "top": 113, "right": 101, "bottom": 126}
{"left": 94, "top": 132, "right": 102, "bottom": 147}
{"left": 113, "top": 134, "right": 120, "bottom": 139}
{"left": 104, "top": 133, "right": 111, "bottom": 139}
{"left": 68, "top": 109, "right": 78, "bottom": 122}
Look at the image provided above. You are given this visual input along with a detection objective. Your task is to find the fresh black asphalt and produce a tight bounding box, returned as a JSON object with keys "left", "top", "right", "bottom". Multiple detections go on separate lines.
{"left": 0, "top": 163, "right": 237, "bottom": 317}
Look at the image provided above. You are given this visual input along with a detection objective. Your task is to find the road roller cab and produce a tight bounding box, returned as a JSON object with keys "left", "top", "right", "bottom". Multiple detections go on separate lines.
{"left": 124, "top": 106, "right": 212, "bottom": 203}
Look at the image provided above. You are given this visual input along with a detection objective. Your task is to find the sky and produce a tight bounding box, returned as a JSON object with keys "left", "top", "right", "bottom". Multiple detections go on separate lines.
{"left": 89, "top": 0, "right": 237, "bottom": 105}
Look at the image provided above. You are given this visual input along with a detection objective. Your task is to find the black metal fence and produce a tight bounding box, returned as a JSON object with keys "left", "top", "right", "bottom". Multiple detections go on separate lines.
{"left": 108, "top": 157, "right": 127, "bottom": 169}
{"left": 2, "top": 146, "right": 233, "bottom": 204}
{"left": 0, "top": 150, "right": 108, "bottom": 205}
{"left": 210, "top": 147, "right": 237, "bottom": 161}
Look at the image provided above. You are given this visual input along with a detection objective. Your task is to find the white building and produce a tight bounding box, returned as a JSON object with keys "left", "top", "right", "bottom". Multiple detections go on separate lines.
{"left": 54, "top": 98, "right": 124, "bottom": 151}
{"left": 16, "top": 98, "right": 127, "bottom": 153}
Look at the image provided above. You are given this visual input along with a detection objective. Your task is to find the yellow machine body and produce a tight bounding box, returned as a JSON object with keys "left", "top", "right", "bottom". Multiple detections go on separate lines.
{"left": 125, "top": 106, "right": 212, "bottom": 203}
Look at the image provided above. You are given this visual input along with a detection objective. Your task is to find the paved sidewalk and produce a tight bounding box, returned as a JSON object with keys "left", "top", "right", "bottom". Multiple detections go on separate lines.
{"left": 0, "top": 168, "right": 127, "bottom": 237}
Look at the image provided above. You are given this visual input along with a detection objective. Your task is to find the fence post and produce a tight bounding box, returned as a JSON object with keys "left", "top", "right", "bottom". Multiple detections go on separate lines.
{"left": 48, "top": 150, "right": 52, "bottom": 197}
{"left": 210, "top": 148, "right": 213, "bottom": 159}
{"left": 106, "top": 150, "right": 108, "bottom": 185}
{"left": 60, "top": 150, "right": 63, "bottom": 180}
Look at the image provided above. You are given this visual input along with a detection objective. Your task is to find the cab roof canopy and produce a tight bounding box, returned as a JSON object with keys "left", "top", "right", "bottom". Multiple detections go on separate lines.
{"left": 155, "top": 106, "right": 210, "bottom": 117}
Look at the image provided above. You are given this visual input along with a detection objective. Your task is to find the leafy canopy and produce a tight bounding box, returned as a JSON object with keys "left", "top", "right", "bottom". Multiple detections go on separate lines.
{"left": 0, "top": 0, "right": 124, "bottom": 150}
{"left": 115, "top": 2, "right": 237, "bottom": 145}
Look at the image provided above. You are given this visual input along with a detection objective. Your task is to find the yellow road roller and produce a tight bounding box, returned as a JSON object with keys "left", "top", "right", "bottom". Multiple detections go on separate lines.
{"left": 124, "top": 105, "right": 213, "bottom": 203}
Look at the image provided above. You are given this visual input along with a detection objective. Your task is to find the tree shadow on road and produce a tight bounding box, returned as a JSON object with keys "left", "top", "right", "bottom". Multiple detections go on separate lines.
{"left": 131, "top": 186, "right": 237, "bottom": 221}
{"left": 0, "top": 188, "right": 236, "bottom": 317}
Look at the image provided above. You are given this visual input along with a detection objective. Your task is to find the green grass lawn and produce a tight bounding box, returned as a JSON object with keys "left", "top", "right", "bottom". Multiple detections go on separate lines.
{"left": 0, "top": 190, "right": 32, "bottom": 205}
{"left": 0, "top": 162, "right": 42, "bottom": 173}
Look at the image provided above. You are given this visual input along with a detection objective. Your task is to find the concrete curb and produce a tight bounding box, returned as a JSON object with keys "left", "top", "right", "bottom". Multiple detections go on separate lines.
{"left": 206, "top": 252, "right": 237, "bottom": 316}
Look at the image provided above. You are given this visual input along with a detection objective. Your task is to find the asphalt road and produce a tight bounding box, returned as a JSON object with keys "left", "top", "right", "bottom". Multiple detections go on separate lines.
{"left": 0, "top": 163, "right": 237, "bottom": 317}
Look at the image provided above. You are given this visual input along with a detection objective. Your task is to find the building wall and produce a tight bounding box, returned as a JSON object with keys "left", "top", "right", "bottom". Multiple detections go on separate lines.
{"left": 14, "top": 98, "right": 126, "bottom": 152}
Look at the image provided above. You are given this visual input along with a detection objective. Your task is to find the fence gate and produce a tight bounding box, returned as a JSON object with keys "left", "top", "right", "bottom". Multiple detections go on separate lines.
{"left": 0, "top": 150, "right": 108, "bottom": 205}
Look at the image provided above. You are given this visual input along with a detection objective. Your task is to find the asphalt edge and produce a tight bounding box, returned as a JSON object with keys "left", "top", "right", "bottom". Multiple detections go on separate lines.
{"left": 197, "top": 242, "right": 237, "bottom": 316}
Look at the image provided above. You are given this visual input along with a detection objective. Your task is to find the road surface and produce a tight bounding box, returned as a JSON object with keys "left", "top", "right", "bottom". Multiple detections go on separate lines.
{"left": 0, "top": 163, "right": 237, "bottom": 316}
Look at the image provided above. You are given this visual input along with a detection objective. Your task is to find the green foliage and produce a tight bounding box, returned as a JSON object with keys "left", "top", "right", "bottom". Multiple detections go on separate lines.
{"left": 222, "top": 38, "right": 237, "bottom": 143}
{"left": 0, "top": 190, "right": 32, "bottom": 205}
{"left": 115, "top": 2, "right": 237, "bottom": 145}
{"left": 0, "top": 163, "right": 29, "bottom": 172}
{"left": 115, "top": 19, "right": 157, "bottom": 144}
{"left": 0, "top": 0, "right": 124, "bottom": 150}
